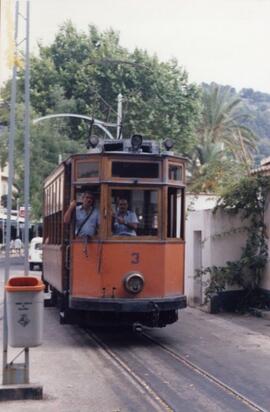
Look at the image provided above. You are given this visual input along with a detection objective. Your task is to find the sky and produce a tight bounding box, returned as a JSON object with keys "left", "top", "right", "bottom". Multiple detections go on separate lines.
{"left": 1, "top": 0, "right": 270, "bottom": 93}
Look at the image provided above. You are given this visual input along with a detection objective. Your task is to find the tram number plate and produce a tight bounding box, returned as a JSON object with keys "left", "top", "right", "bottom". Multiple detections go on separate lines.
{"left": 131, "top": 252, "right": 140, "bottom": 264}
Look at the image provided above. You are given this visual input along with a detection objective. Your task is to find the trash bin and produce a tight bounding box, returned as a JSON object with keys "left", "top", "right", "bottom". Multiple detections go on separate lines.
{"left": 5, "top": 276, "right": 45, "bottom": 347}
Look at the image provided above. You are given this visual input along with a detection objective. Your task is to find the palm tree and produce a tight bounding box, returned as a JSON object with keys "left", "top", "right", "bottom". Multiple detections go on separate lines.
{"left": 199, "top": 83, "right": 257, "bottom": 162}
{"left": 189, "top": 83, "right": 257, "bottom": 192}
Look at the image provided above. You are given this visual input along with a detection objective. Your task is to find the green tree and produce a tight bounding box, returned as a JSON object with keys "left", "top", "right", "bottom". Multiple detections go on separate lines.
{"left": 199, "top": 83, "right": 256, "bottom": 159}
{"left": 17, "top": 21, "right": 200, "bottom": 150}
{"left": 1, "top": 21, "right": 201, "bottom": 217}
{"left": 189, "top": 83, "right": 257, "bottom": 193}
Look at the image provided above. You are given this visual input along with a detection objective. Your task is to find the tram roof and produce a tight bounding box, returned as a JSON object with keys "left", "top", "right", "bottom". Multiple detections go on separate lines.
{"left": 66, "top": 138, "right": 187, "bottom": 161}
{"left": 44, "top": 138, "right": 187, "bottom": 185}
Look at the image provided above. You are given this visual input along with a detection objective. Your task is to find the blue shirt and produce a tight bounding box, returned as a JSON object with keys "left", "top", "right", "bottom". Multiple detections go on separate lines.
{"left": 113, "top": 210, "right": 138, "bottom": 236}
{"left": 75, "top": 206, "right": 99, "bottom": 237}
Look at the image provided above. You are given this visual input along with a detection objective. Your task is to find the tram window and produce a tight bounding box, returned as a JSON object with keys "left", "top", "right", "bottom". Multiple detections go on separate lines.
{"left": 77, "top": 161, "right": 99, "bottom": 179}
{"left": 167, "top": 188, "right": 183, "bottom": 239}
{"left": 68, "top": 186, "right": 100, "bottom": 239}
{"left": 44, "top": 180, "right": 63, "bottom": 245}
{"left": 168, "top": 164, "right": 182, "bottom": 181}
{"left": 111, "top": 189, "right": 159, "bottom": 237}
{"left": 112, "top": 162, "right": 159, "bottom": 179}
{"left": 74, "top": 186, "right": 100, "bottom": 207}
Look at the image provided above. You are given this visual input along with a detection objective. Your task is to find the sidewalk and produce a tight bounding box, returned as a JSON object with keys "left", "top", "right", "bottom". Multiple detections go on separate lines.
{"left": 0, "top": 305, "right": 149, "bottom": 412}
{"left": 0, "top": 266, "right": 131, "bottom": 411}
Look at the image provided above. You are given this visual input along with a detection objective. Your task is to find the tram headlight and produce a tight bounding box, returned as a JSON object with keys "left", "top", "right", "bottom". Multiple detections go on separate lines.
{"left": 131, "top": 134, "right": 143, "bottom": 151}
{"left": 123, "top": 272, "right": 144, "bottom": 294}
{"left": 87, "top": 135, "right": 99, "bottom": 149}
{"left": 163, "top": 138, "right": 174, "bottom": 151}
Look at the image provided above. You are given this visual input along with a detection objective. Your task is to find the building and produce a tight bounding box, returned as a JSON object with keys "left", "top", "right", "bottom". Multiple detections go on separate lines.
{"left": 251, "top": 157, "right": 270, "bottom": 293}
{"left": 185, "top": 165, "right": 270, "bottom": 310}
{"left": 185, "top": 205, "right": 247, "bottom": 308}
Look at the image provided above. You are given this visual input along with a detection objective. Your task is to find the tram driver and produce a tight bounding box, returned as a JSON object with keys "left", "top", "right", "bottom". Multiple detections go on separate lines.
{"left": 64, "top": 190, "right": 99, "bottom": 238}
{"left": 113, "top": 198, "right": 138, "bottom": 236}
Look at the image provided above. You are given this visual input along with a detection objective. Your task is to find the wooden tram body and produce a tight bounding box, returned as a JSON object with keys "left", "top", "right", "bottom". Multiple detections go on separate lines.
{"left": 42, "top": 138, "right": 187, "bottom": 327}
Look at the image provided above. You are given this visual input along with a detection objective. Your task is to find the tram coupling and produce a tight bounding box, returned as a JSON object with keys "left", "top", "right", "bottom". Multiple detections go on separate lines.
{"left": 132, "top": 322, "right": 143, "bottom": 333}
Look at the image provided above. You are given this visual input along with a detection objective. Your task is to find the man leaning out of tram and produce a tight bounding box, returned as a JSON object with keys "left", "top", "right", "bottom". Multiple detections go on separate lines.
{"left": 113, "top": 198, "right": 138, "bottom": 236}
{"left": 63, "top": 190, "right": 99, "bottom": 238}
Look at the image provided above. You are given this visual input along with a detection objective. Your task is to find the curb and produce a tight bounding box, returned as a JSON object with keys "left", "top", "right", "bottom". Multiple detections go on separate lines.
{"left": 0, "top": 384, "right": 43, "bottom": 401}
{"left": 249, "top": 307, "right": 270, "bottom": 320}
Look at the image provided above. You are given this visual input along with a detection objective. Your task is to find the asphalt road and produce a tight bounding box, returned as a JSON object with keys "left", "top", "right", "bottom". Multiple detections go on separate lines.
{"left": 89, "top": 310, "right": 270, "bottom": 411}
{"left": 0, "top": 260, "right": 269, "bottom": 411}
{"left": 0, "top": 255, "right": 25, "bottom": 267}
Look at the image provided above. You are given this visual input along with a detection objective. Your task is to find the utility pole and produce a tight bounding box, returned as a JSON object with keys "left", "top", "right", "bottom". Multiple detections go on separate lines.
{"left": 16, "top": 198, "right": 19, "bottom": 237}
{"left": 2, "top": 0, "right": 19, "bottom": 385}
{"left": 1, "top": 4, "right": 41, "bottom": 399}
{"left": 0, "top": 0, "right": 3, "bottom": 218}
{"left": 23, "top": 0, "right": 30, "bottom": 277}
{"left": 2, "top": 219, "right": 4, "bottom": 246}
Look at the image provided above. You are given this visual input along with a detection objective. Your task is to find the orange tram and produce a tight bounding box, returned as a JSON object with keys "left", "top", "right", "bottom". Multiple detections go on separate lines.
{"left": 42, "top": 135, "right": 187, "bottom": 328}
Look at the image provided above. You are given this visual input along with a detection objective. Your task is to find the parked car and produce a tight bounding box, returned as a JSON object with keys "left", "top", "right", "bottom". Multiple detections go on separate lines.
{"left": 28, "top": 237, "right": 43, "bottom": 270}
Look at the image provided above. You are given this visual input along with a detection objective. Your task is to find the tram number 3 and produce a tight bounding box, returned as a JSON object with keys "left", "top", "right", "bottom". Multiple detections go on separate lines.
{"left": 131, "top": 252, "right": 140, "bottom": 264}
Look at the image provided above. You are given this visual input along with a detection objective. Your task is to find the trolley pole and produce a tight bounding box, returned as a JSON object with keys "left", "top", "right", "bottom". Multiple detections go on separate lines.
{"left": 117, "top": 93, "right": 122, "bottom": 139}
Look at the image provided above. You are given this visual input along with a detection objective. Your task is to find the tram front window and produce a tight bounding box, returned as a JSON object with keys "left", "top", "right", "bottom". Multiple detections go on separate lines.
{"left": 63, "top": 186, "right": 101, "bottom": 239}
{"left": 111, "top": 189, "right": 159, "bottom": 237}
{"left": 167, "top": 187, "right": 184, "bottom": 239}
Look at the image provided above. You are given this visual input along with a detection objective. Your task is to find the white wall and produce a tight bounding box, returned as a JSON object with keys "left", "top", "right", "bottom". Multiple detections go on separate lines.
{"left": 185, "top": 208, "right": 248, "bottom": 305}
{"left": 186, "top": 193, "right": 218, "bottom": 211}
{"left": 185, "top": 191, "right": 270, "bottom": 302}
{"left": 262, "top": 200, "right": 270, "bottom": 290}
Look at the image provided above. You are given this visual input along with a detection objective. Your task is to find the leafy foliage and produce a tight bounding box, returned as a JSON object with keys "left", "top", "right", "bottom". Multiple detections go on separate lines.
{"left": 188, "top": 83, "right": 258, "bottom": 193}
{"left": 1, "top": 22, "right": 201, "bottom": 218}
{"left": 240, "top": 88, "right": 270, "bottom": 165}
{"left": 198, "top": 174, "right": 270, "bottom": 308}
{"left": 17, "top": 21, "right": 200, "bottom": 150}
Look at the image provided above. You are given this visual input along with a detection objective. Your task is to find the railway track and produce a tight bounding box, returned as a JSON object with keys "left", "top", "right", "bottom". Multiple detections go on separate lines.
{"left": 142, "top": 332, "right": 268, "bottom": 412}
{"left": 87, "top": 329, "right": 173, "bottom": 412}
{"left": 86, "top": 328, "right": 268, "bottom": 412}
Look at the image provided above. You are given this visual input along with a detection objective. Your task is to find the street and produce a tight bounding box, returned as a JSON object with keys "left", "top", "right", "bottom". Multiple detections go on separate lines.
{"left": 0, "top": 259, "right": 270, "bottom": 411}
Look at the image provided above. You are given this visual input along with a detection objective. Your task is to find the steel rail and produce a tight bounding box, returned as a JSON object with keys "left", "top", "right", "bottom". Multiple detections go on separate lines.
{"left": 86, "top": 327, "right": 267, "bottom": 412}
{"left": 86, "top": 330, "right": 173, "bottom": 412}
{"left": 142, "top": 332, "right": 268, "bottom": 412}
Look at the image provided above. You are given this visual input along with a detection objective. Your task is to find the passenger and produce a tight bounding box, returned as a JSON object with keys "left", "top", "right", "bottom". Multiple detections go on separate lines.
{"left": 64, "top": 191, "right": 99, "bottom": 238}
{"left": 113, "top": 198, "right": 138, "bottom": 236}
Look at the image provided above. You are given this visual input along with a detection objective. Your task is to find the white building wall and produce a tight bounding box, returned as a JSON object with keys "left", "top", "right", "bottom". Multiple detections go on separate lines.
{"left": 186, "top": 193, "right": 218, "bottom": 211}
{"left": 185, "top": 208, "right": 248, "bottom": 305}
{"left": 262, "top": 201, "right": 270, "bottom": 290}
{"left": 185, "top": 210, "right": 204, "bottom": 305}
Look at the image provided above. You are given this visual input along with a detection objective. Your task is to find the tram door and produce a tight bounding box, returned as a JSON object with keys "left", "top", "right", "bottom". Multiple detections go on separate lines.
{"left": 67, "top": 182, "right": 102, "bottom": 298}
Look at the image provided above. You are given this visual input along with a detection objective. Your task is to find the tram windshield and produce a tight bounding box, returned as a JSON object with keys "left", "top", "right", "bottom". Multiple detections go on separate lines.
{"left": 110, "top": 189, "right": 159, "bottom": 237}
